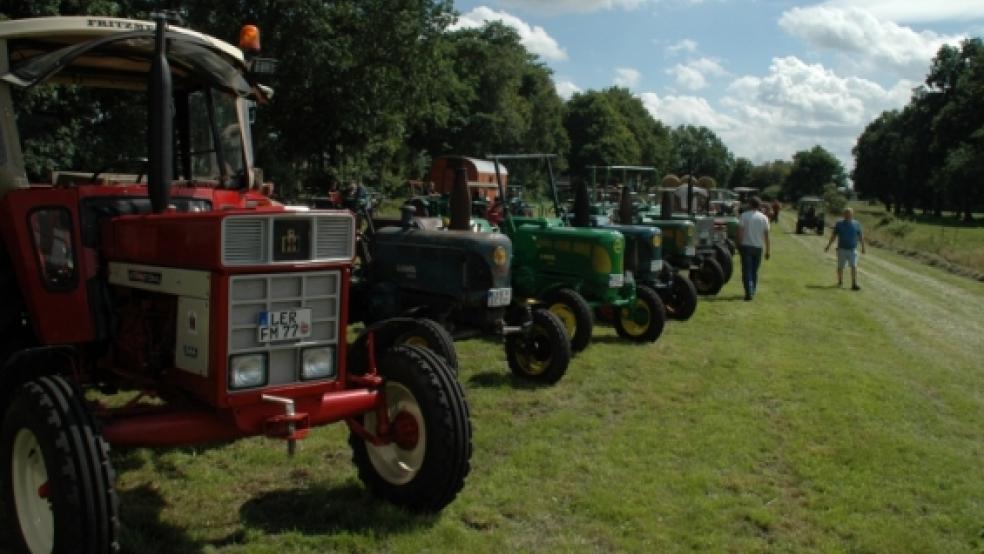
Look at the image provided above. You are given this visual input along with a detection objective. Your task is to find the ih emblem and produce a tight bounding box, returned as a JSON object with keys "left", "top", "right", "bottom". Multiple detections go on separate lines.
{"left": 282, "top": 228, "right": 299, "bottom": 254}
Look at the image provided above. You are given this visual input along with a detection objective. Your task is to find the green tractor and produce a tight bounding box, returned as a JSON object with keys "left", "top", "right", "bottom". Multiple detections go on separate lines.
{"left": 487, "top": 154, "right": 666, "bottom": 351}
{"left": 349, "top": 163, "right": 572, "bottom": 384}
{"left": 571, "top": 166, "right": 699, "bottom": 321}
{"left": 796, "top": 196, "right": 825, "bottom": 235}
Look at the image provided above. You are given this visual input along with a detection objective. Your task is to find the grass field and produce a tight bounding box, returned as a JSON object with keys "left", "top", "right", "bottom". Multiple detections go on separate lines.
{"left": 850, "top": 202, "right": 984, "bottom": 275}
{"left": 6, "top": 213, "right": 983, "bottom": 553}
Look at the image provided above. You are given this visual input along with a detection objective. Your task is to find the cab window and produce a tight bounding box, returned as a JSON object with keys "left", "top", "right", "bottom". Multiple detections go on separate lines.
{"left": 30, "top": 208, "right": 76, "bottom": 290}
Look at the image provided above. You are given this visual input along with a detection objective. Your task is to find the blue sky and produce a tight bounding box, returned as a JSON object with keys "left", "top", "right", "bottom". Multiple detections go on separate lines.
{"left": 451, "top": 0, "right": 984, "bottom": 171}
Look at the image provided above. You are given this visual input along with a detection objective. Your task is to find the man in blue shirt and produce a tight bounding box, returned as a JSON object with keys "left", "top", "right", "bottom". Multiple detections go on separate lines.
{"left": 824, "top": 207, "right": 866, "bottom": 290}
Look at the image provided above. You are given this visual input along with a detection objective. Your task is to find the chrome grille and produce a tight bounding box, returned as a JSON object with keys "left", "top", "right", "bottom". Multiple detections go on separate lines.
{"left": 224, "top": 218, "right": 268, "bottom": 264}
{"left": 228, "top": 270, "right": 341, "bottom": 389}
{"left": 315, "top": 217, "right": 354, "bottom": 260}
{"left": 222, "top": 213, "right": 355, "bottom": 266}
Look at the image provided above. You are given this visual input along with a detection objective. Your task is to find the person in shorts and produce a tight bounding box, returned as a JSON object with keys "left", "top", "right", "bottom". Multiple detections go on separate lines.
{"left": 824, "top": 207, "right": 866, "bottom": 290}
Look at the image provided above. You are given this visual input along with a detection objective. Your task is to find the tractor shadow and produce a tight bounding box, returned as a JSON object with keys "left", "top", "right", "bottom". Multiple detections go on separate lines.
{"left": 118, "top": 484, "right": 211, "bottom": 553}
{"left": 467, "top": 371, "right": 551, "bottom": 390}
{"left": 238, "top": 483, "right": 437, "bottom": 536}
{"left": 702, "top": 294, "right": 747, "bottom": 302}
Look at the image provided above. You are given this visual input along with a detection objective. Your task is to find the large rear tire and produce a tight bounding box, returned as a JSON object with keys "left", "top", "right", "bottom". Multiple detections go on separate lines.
{"left": 690, "top": 257, "right": 725, "bottom": 296}
{"left": 543, "top": 288, "right": 593, "bottom": 353}
{"left": 349, "top": 345, "right": 472, "bottom": 512}
{"left": 613, "top": 285, "right": 666, "bottom": 343}
{"left": 394, "top": 319, "right": 458, "bottom": 372}
{"left": 661, "top": 274, "right": 698, "bottom": 321}
{"left": 505, "top": 308, "right": 571, "bottom": 384}
{"left": 1, "top": 375, "right": 119, "bottom": 554}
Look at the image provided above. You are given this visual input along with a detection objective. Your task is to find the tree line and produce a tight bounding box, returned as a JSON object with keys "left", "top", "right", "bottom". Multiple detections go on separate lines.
{"left": 853, "top": 39, "right": 984, "bottom": 221}
{"left": 4, "top": 0, "right": 850, "bottom": 204}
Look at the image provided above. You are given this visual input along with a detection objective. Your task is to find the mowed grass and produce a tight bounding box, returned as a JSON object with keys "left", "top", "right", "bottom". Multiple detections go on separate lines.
{"left": 6, "top": 215, "right": 983, "bottom": 553}
{"left": 851, "top": 202, "right": 984, "bottom": 274}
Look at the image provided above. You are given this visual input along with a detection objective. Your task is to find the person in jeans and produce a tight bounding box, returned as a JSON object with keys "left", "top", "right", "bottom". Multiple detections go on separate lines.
{"left": 824, "top": 207, "right": 866, "bottom": 290}
{"left": 737, "top": 196, "right": 771, "bottom": 301}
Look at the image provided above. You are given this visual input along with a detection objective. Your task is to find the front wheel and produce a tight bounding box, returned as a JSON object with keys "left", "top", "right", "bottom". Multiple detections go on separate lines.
{"left": 614, "top": 285, "right": 666, "bottom": 343}
{"left": 1, "top": 375, "right": 120, "bottom": 554}
{"left": 505, "top": 308, "right": 572, "bottom": 384}
{"left": 661, "top": 274, "right": 698, "bottom": 321}
{"left": 690, "top": 257, "right": 725, "bottom": 295}
{"left": 349, "top": 345, "right": 472, "bottom": 512}
{"left": 543, "top": 288, "right": 593, "bottom": 353}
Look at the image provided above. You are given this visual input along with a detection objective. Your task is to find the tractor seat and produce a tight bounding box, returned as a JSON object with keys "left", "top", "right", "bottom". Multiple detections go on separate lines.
{"left": 414, "top": 217, "right": 445, "bottom": 230}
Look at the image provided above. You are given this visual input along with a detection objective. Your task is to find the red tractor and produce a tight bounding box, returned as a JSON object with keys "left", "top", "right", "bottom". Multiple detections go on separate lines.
{"left": 0, "top": 15, "right": 472, "bottom": 553}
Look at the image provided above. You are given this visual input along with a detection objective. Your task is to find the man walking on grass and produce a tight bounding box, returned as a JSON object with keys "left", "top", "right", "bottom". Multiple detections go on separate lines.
{"left": 737, "top": 196, "right": 771, "bottom": 301}
{"left": 825, "top": 207, "right": 866, "bottom": 290}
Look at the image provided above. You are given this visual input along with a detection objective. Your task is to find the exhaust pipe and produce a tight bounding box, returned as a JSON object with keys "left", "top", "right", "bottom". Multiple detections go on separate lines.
{"left": 148, "top": 13, "right": 173, "bottom": 214}
{"left": 448, "top": 161, "right": 470, "bottom": 231}
{"left": 619, "top": 185, "right": 633, "bottom": 224}
{"left": 573, "top": 178, "right": 590, "bottom": 227}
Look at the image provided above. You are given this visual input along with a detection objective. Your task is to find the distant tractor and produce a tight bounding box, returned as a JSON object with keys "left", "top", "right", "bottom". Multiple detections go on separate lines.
{"left": 796, "top": 196, "right": 826, "bottom": 234}
{"left": 0, "top": 16, "right": 472, "bottom": 552}
{"left": 349, "top": 163, "right": 572, "bottom": 384}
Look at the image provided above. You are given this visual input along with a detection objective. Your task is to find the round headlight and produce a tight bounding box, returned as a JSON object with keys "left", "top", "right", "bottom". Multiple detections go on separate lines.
{"left": 651, "top": 234, "right": 661, "bottom": 247}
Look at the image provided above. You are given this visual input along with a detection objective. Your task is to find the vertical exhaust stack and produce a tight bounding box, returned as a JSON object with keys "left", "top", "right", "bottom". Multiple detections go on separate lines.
{"left": 661, "top": 191, "right": 674, "bottom": 219}
{"left": 618, "top": 185, "right": 633, "bottom": 224}
{"left": 572, "top": 178, "right": 590, "bottom": 227}
{"left": 148, "top": 13, "right": 173, "bottom": 213}
{"left": 448, "top": 162, "right": 471, "bottom": 231}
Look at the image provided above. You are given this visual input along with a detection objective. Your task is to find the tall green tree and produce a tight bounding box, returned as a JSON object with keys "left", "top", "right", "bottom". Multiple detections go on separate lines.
{"left": 783, "top": 145, "right": 846, "bottom": 200}
{"left": 669, "top": 125, "right": 734, "bottom": 187}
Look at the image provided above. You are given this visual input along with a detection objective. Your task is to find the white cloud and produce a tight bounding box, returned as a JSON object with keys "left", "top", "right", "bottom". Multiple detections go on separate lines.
{"left": 614, "top": 67, "right": 642, "bottom": 88}
{"left": 555, "top": 79, "right": 582, "bottom": 100}
{"left": 822, "top": 0, "right": 984, "bottom": 23}
{"left": 642, "top": 56, "right": 915, "bottom": 166}
{"left": 451, "top": 7, "right": 567, "bottom": 61}
{"left": 498, "top": 0, "right": 649, "bottom": 14}
{"left": 666, "top": 57, "right": 728, "bottom": 91}
{"left": 665, "top": 38, "right": 698, "bottom": 56}
{"left": 779, "top": 6, "right": 964, "bottom": 78}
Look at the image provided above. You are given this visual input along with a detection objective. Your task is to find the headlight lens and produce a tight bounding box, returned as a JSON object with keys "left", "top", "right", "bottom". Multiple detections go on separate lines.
{"left": 301, "top": 347, "right": 336, "bottom": 380}
{"left": 651, "top": 234, "right": 661, "bottom": 247}
{"left": 229, "top": 353, "right": 267, "bottom": 390}
{"left": 492, "top": 245, "right": 508, "bottom": 266}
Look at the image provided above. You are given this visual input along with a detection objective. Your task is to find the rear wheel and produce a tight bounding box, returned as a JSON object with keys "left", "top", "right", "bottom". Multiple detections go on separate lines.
{"left": 614, "top": 285, "right": 666, "bottom": 343}
{"left": 349, "top": 345, "right": 471, "bottom": 512}
{"left": 505, "top": 308, "right": 571, "bottom": 384}
{"left": 796, "top": 222, "right": 803, "bottom": 234}
{"left": 661, "top": 274, "right": 698, "bottom": 321}
{"left": 816, "top": 224, "right": 824, "bottom": 235}
{"left": 394, "top": 319, "right": 458, "bottom": 372}
{"left": 0, "top": 375, "right": 119, "bottom": 554}
{"left": 713, "top": 243, "right": 733, "bottom": 283}
{"left": 543, "top": 288, "right": 593, "bottom": 353}
{"left": 690, "top": 257, "right": 725, "bottom": 295}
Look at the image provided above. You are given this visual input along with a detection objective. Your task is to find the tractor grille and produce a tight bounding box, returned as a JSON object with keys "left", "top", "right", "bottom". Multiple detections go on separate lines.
{"left": 228, "top": 270, "right": 341, "bottom": 388}
{"left": 222, "top": 214, "right": 354, "bottom": 265}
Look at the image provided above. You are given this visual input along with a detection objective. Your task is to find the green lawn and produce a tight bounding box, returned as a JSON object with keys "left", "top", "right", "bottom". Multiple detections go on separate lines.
{"left": 11, "top": 214, "right": 983, "bottom": 553}
{"left": 850, "top": 202, "right": 984, "bottom": 275}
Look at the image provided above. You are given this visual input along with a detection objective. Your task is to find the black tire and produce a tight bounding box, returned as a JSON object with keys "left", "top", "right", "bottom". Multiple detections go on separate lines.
{"left": 796, "top": 222, "right": 803, "bottom": 234}
{"left": 690, "top": 257, "right": 725, "bottom": 295}
{"left": 542, "top": 288, "right": 593, "bottom": 353}
{"left": 613, "top": 285, "right": 666, "bottom": 343}
{"left": 504, "top": 308, "right": 571, "bottom": 384}
{"left": 713, "top": 243, "right": 733, "bottom": 283}
{"left": 349, "top": 345, "right": 472, "bottom": 512}
{"left": 1, "top": 376, "right": 119, "bottom": 554}
{"left": 661, "top": 274, "right": 698, "bottom": 321}
{"left": 726, "top": 239, "right": 736, "bottom": 256}
{"left": 394, "top": 318, "right": 458, "bottom": 372}
{"left": 816, "top": 224, "right": 824, "bottom": 235}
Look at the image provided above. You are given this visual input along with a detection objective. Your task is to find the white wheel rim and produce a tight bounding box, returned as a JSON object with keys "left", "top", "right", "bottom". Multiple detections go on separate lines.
{"left": 364, "top": 382, "right": 426, "bottom": 485}
{"left": 12, "top": 428, "right": 54, "bottom": 554}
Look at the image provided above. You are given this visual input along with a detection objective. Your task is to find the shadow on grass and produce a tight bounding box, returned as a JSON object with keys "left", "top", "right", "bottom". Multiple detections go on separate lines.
{"left": 119, "top": 484, "right": 210, "bottom": 554}
{"left": 805, "top": 284, "right": 841, "bottom": 290}
{"left": 239, "top": 483, "right": 437, "bottom": 536}
{"left": 467, "top": 371, "right": 548, "bottom": 390}
{"left": 702, "top": 294, "right": 746, "bottom": 302}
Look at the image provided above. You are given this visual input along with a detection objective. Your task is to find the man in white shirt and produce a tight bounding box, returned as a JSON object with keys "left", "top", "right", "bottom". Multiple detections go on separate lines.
{"left": 737, "top": 196, "right": 771, "bottom": 301}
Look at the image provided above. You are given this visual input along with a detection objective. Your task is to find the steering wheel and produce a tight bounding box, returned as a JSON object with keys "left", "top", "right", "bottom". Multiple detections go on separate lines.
{"left": 486, "top": 200, "right": 505, "bottom": 225}
{"left": 90, "top": 158, "right": 149, "bottom": 184}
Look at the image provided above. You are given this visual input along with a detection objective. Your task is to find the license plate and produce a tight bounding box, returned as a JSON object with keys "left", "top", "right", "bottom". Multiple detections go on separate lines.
{"left": 650, "top": 259, "right": 663, "bottom": 273}
{"left": 487, "top": 287, "right": 512, "bottom": 307}
{"left": 258, "top": 309, "right": 312, "bottom": 342}
{"left": 685, "top": 246, "right": 696, "bottom": 257}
